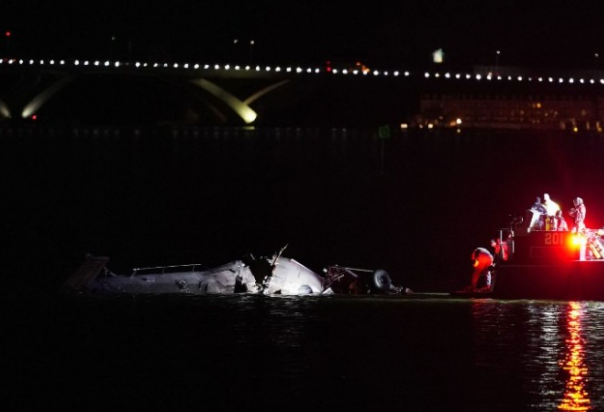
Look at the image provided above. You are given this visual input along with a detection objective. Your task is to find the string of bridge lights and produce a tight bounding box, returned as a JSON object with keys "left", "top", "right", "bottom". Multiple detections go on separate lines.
{"left": 2, "top": 57, "right": 604, "bottom": 86}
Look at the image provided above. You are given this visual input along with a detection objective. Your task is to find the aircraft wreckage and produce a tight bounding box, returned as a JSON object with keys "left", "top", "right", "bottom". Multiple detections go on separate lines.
{"left": 62, "top": 246, "right": 407, "bottom": 296}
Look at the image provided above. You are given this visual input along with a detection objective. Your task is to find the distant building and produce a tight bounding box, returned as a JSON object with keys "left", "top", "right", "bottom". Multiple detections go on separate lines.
{"left": 412, "top": 66, "right": 604, "bottom": 132}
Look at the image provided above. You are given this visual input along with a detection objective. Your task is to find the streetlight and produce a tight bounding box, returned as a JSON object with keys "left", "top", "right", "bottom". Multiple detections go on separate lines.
{"left": 249, "top": 40, "right": 254, "bottom": 65}
{"left": 110, "top": 35, "right": 116, "bottom": 60}
{"left": 495, "top": 50, "right": 500, "bottom": 75}
{"left": 5, "top": 31, "right": 11, "bottom": 58}
{"left": 233, "top": 39, "right": 239, "bottom": 62}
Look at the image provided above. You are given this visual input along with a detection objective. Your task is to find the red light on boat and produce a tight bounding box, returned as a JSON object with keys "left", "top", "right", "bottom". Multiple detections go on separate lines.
{"left": 570, "top": 234, "right": 585, "bottom": 247}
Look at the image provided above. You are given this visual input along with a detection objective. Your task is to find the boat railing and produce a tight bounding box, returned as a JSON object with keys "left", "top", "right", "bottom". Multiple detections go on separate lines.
{"left": 131, "top": 263, "right": 204, "bottom": 277}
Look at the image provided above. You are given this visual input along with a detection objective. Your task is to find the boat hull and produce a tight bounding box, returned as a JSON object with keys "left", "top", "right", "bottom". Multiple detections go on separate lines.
{"left": 494, "top": 261, "right": 604, "bottom": 300}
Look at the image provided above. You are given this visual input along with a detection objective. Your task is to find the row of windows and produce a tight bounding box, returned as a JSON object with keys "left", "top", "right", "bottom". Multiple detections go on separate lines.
{"left": 421, "top": 106, "right": 591, "bottom": 118}
{"left": 422, "top": 102, "right": 591, "bottom": 110}
{"left": 421, "top": 94, "right": 598, "bottom": 101}
{"left": 422, "top": 101, "right": 594, "bottom": 115}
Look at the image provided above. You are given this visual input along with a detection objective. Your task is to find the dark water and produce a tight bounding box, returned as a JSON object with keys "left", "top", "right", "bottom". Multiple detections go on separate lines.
{"left": 5, "top": 294, "right": 604, "bottom": 411}
{"left": 4, "top": 126, "right": 604, "bottom": 410}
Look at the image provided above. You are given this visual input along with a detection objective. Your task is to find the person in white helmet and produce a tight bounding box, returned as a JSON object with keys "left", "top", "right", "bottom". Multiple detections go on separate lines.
{"left": 569, "top": 197, "right": 586, "bottom": 233}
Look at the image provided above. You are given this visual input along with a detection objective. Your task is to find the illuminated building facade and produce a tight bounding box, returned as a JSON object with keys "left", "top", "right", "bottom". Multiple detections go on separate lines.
{"left": 413, "top": 66, "right": 604, "bottom": 132}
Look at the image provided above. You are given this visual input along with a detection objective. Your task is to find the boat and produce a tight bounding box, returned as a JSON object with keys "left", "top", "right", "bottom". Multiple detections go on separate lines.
{"left": 61, "top": 246, "right": 406, "bottom": 297}
{"left": 478, "top": 212, "right": 604, "bottom": 301}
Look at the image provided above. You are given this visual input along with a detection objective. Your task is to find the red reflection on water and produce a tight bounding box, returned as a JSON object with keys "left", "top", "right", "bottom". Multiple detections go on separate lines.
{"left": 558, "top": 302, "right": 591, "bottom": 411}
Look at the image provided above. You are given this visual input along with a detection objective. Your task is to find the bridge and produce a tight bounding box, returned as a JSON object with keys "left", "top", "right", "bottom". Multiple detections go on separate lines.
{"left": 2, "top": 57, "right": 604, "bottom": 128}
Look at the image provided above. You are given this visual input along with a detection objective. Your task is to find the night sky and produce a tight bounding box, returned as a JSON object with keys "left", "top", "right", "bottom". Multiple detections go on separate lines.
{"left": 2, "top": 1, "right": 604, "bottom": 70}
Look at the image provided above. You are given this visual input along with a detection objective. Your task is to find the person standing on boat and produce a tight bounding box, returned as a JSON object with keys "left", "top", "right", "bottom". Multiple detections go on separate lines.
{"left": 556, "top": 209, "right": 569, "bottom": 231}
{"left": 469, "top": 247, "right": 494, "bottom": 292}
{"left": 543, "top": 193, "right": 561, "bottom": 230}
{"left": 569, "top": 197, "right": 586, "bottom": 233}
{"left": 490, "top": 237, "right": 508, "bottom": 263}
{"left": 528, "top": 197, "right": 547, "bottom": 231}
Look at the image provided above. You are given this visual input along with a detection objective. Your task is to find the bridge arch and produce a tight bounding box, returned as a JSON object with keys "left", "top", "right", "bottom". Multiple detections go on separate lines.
{"left": 0, "top": 98, "right": 10, "bottom": 118}
{"left": 22, "top": 76, "right": 74, "bottom": 119}
{"left": 189, "top": 78, "right": 257, "bottom": 124}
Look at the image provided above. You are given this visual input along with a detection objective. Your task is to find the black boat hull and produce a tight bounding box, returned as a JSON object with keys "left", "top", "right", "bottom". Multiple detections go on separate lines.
{"left": 494, "top": 261, "right": 604, "bottom": 300}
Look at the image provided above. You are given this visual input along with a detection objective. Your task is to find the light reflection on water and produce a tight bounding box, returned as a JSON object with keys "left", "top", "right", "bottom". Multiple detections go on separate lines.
{"left": 558, "top": 302, "right": 590, "bottom": 411}
{"left": 468, "top": 299, "right": 604, "bottom": 411}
